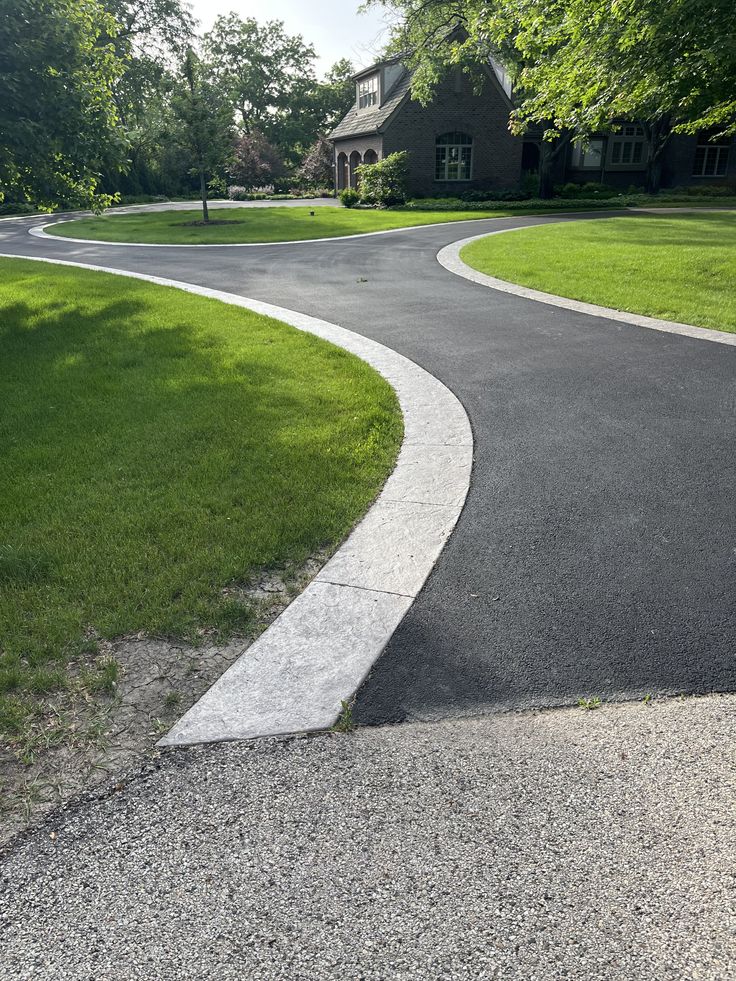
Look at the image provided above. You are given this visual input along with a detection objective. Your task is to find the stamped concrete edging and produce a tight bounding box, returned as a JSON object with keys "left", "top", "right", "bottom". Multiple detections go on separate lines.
{"left": 437, "top": 228, "right": 736, "bottom": 348}
{"left": 1, "top": 252, "right": 472, "bottom": 745}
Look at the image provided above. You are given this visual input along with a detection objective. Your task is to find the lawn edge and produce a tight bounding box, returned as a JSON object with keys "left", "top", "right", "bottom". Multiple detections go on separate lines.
{"left": 28, "top": 207, "right": 637, "bottom": 248}
{"left": 0, "top": 253, "right": 473, "bottom": 746}
{"left": 437, "top": 222, "right": 736, "bottom": 346}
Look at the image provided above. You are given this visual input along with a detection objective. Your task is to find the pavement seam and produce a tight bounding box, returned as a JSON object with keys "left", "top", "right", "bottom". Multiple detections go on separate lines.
{"left": 437, "top": 225, "right": 736, "bottom": 347}
{"left": 0, "top": 251, "right": 473, "bottom": 746}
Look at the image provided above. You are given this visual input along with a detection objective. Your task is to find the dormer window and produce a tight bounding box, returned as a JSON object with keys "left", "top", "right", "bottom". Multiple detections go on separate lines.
{"left": 358, "top": 75, "right": 378, "bottom": 110}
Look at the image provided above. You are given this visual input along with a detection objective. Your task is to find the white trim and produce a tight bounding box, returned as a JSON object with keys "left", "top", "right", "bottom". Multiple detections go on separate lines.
{"left": 437, "top": 227, "right": 736, "bottom": 347}
{"left": 0, "top": 252, "right": 473, "bottom": 745}
{"left": 28, "top": 210, "right": 626, "bottom": 249}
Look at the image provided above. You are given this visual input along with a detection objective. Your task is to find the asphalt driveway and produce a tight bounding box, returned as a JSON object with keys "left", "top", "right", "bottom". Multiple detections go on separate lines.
{"left": 1, "top": 210, "right": 734, "bottom": 723}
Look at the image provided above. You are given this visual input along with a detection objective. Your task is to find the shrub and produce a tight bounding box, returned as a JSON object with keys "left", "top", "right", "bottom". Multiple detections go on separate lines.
{"left": 340, "top": 188, "right": 360, "bottom": 208}
{"left": 356, "top": 151, "right": 409, "bottom": 207}
{"left": 460, "top": 188, "right": 500, "bottom": 203}
{"left": 297, "top": 136, "right": 334, "bottom": 190}
{"left": 227, "top": 187, "right": 268, "bottom": 201}
{"left": 207, "top": 175, "right": 227, "bottom": 199}
{"left": 684, "top": 183, "right": 736, "bottom": 197}
{"left": 229, "top": 131, "right": 285, "bottom": 190}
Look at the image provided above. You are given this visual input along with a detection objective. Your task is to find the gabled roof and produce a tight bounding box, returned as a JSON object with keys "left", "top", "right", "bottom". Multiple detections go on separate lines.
{"left": 352, "top": 53, "right": 405, "bottom": 82}
{"left": 329, "top": 69, "right": 412, "bottom": 141}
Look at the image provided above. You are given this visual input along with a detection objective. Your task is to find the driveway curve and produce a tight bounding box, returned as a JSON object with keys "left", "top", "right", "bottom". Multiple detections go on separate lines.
{"left": 2, "top": 209, "right": 734, "bottom": 724}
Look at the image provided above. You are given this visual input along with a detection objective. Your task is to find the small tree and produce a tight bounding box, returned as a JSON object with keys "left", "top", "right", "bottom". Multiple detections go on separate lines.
{"left": 170, "top": 49, "right": 233, "bottom": 222}
{"left": 297, "top": 136, "right": 333, "bottom": 189}
{"left": 229, "top": 131, "right": 285, "bottom": 190}
{"left": 356, "top": 152, "right": 410, "bottom": 206}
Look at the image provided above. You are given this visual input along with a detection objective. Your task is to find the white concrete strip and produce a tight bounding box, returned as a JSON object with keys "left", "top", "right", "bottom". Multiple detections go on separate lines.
{"left": 28, "top": 209, "right": 629, "bottom": 249}
{"left": 437, "top": 228, "right": 736, "bottom": 347}
{"left": 0, "top": 252, "right": 473, "bottom": 745}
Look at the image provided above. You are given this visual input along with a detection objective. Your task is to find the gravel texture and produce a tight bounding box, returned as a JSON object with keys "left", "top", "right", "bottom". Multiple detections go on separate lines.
{"left": 2, "top": 694, "right": 734, "bottom": 980}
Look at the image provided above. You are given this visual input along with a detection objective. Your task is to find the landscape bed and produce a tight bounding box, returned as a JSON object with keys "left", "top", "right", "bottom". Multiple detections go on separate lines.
{"left": 0, "top": 258, "right": 401, "bottom": 830}
{"left": 460, "top": 212, "right": 736, "bottom": 333}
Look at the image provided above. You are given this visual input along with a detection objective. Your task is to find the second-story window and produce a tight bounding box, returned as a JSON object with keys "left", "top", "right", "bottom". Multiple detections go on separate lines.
{"left": 358, "top": 75, "right": 378, "bottom": 109}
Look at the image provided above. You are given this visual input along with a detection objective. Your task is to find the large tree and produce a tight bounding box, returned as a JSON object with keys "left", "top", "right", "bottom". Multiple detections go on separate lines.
{"left": 100, "top": 0, "right": 194, "bottom": 196}
{"left": 311, "top": 59, "right": 356, "bottom": 133}
{"left": 0, "top": 0, "right": 126, "bottom": 210}
{"left": 372, "top": 0, "right": 736, "bottom": 193}
{"left": 202, "top": 15, "right": 317, "bottom": 137}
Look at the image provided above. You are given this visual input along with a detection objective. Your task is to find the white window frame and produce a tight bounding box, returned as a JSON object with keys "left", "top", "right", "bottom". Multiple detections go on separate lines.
{"left": 692, "top": 140, "right": 730, "bottom": 177}
{"left": 435, "top": 132, "right": 473, "bottom": 182}
{"left": 608, "top": 125, "right": 648, "bottom": 169}
{"left": 357, "top": 75, "right": 379, "bottom": 110}
{"left": 571, "top": 139, "right": 604, "bottom": 169}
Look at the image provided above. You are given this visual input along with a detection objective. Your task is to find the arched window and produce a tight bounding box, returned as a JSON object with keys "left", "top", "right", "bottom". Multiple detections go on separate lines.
{"left": 435, "top": 132, "right": 473, "bottom": 181}
{"left": 363, "top": 149, "right": 378, "bottom": 166}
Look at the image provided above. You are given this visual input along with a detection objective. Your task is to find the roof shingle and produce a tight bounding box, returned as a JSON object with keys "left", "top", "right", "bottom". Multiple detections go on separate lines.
{"left": 329, "top": 70, "right": 413, "bottom": 141}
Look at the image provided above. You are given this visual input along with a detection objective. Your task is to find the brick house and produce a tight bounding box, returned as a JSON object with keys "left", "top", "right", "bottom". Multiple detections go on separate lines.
{"left": 330, "top": 56, "right": 735, "bottom": 195}
{"left": 329, "top": 55, "right": 522, "bottom": 197}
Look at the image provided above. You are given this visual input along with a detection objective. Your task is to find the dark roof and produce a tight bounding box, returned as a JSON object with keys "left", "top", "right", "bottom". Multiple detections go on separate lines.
{"left": 352, "top": 53, "right": 406, "bottom": 81}
{"left": 329, "top": 69, "right": 413, "bottom": 141}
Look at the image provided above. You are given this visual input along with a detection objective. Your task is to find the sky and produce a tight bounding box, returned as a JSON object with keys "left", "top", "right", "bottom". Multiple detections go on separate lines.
{"left": 187, "top": 0, "right": 397, "bottom": 76}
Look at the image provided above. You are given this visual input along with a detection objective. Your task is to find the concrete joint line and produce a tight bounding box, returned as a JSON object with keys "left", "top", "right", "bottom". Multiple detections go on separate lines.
{"left": 437, "top": 227, "right": 736, "bottom": 348}
{"left": 1, "top": 252, "right": 473, "bottom": 745}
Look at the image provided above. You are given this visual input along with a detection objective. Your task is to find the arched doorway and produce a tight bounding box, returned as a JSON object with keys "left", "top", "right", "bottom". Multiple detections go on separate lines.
{"left": 349, "top": 150, "right": 362, "bottom": 189}
{"left": 363, "top": 149, "right": 378, "bottom": 166}
{"left": 336, "top": 152, "right": 349, "bottom": 191}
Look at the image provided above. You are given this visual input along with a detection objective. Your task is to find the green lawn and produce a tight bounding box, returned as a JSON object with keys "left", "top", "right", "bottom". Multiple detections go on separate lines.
{"left": 0, "top": 259, "right": 401, "bottom": 750}
{"left": 460, "top": 213, "right": 736, "bottom": 333}
{"left": 47, "top": 205, "right": 530, "bottom": 243}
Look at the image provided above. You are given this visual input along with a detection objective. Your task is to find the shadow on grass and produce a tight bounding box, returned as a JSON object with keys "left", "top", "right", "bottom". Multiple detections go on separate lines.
{"left": 0, "top": 278, "right": 400, "bottom": 706}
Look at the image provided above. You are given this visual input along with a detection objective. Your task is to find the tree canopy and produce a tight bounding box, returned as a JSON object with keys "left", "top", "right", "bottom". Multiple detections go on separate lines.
{"left": 372, "top": 0, "right": 736, "bottom": 191}
{"left": 0, "top": 0, "right": 126, "bottom": 210}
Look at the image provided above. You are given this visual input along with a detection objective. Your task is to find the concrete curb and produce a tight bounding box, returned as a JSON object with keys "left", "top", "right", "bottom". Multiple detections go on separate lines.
{"left": 28, "top": 209, "right": 631, "bottom": 249}
{"left": 0, "top": 252, "right": 473, "bottom": 745}
{"left": 437, "top": 227, "right": 736, "bottom": 348}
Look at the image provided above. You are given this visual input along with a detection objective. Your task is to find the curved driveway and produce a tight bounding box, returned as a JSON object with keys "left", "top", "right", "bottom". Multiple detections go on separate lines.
{"left": 2, "top": 210, "right": 735, "bottom": 724}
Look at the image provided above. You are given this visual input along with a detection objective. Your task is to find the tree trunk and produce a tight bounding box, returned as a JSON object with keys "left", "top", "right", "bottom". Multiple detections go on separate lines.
{"left": 642, "top": 117, "right": 672, "bottom": 195}
{"left": 537, "top": 154, "right": 555, "bottom": 199}
{"left": 537, "top": 131, "right": 572, "bottom": 199}
{"left": 199, "top": 166, "right": 209, "bottom": 223}
{"left": 645, "top": 156, "right": 663, "bottom": 195}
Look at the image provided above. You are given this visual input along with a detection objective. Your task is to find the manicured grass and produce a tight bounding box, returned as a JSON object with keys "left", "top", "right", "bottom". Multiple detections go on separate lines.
{"left": 0, "top": 259, "right": 402, "bottom": 748}
{"left": 46, "top": 205, "right": 521, "bottom": 243}
{"left": 460, "top": 213, "right": 736, "bottom": 333}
